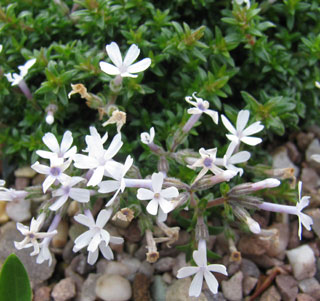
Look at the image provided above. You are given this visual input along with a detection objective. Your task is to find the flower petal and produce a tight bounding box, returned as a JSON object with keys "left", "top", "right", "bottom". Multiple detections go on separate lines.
{"left": 42, "top": 175, "right": 55, "bottom": 193}
{"left": 123, "top": 44, "right": 140, "bottom": 66}
{"left": 151, "top": 172, "right": 164, "bottom": 193}
{"left": 87, "top": 249, "right": 99, "bottom": 265}
{"left": 99, "top": 61, "right": 120, "bottom": 75}
{"left": 161, "top": 187, "right": 179, "bottom": 199}
{"left": 242, "top": 121, "right": 264, "bottom": 136}
{"left": 42, "top": 133, "right": 60, "bottom": 153}
{"left": 137, "top": 188, "right": 154, "bottom": 200}
{"left": 158, "top": 197, "right": 174, "bottom": 214}
{"left": 204, "top": 270, "right": 219, "bottom": 295}
{"left": 100, "top": 243, "right": 114, "bottom": 260}
{"left": 87, "top": 166, "right": 105, "bottom": 187}
{"left": 236, "top": 110, "right": 250, "bottom": 132}
{"left": 96, "top": 209, "right": 112, "bottom": 228}
{"left": 87, "top": 232, "right": 101, "bottom": 252}
{"left": 240, "top": 136, "right": 262, "bottom": 146}
{"left": 74, "top": 229, "right": 95, "bottom": 249}
{"left": 98, "top": 180, "right": 120, "bottom": 193}
{"left": 146, "top": 198, "right": 159, "bottom": 215}
{"left": 69, "top": 188, "right": 90, "bottom": 203}
{"left": 207, "top": 264, "right": 228, "bottom": 275}
{"left": 221, "top": 115, "right": 236, "bottom": 135}
{"left": 127, "top": 58, "right": 151, "bottom": 74}
{"left": 49, "top": 194, "right": 69, "bottom": 211}
{"left": 74, "top": 214, "right": 95, "bottom": 228}
{"left": 229, "top": 151, "right": 251, "bottom": 164}
{"left": 176, "top": 266, "right": 199, "bottom": 278}
{"left": 106, "top": 42, "right": 122, "bottom": 67}
{"left": 189, "top": 271, "right": 204, "bottom": 297}
{"left": 205, "top": 110, "right": 219, "bottom": 124}
{"left": 60, "top": 130, "right": 73, "bottom": 153}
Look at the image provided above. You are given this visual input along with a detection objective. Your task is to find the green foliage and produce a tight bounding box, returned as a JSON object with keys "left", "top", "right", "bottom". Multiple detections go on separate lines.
{"left": 0, "top": 254, "right": 32, "bottom": 301}
{"left": 0, "top": 0, "right": 319, "bottom": 171}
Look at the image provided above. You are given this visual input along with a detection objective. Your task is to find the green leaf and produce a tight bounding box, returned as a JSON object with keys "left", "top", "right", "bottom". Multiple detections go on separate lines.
{"left": 0, "top": 254, "right": 32, "bottom": 301}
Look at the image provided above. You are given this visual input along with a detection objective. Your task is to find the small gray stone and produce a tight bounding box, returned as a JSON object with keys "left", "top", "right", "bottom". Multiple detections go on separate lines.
{"left": 272, "top": 147, "right": 299, "bottom": 177}
{"left": 97, "top": 260, "right": 130, "bottom": 277}
{"left": 306, "top": 139, "right": 320, "bottom": 163}
{"left": 95, "top": 274, "right": 132, "bottom": 301}
{"left": 151, "top": 275, "right": 167, "bottom": 301}
{"left": 266, "top": 223, "right": 289, "bottom": 259}
{"left": 286, "top": 245, "right": 316, "bottom": 280}
{"left": 275, "top": 274, "right": 298, "bottom": 301}
{"left": 243, "top": 276, "right": 258, "bottom": 296}
{"left": 80, "top": 273, "right": 100, "bottom": 301}
{"left": 0, "top": 222, "right": 56, "bottom": 287}
{"left": 138, "top": 260, "right": 154, "bottom": 277}
{"left": 306, "top": 209, "right": 320, "bottom": 239}
{"left": 238, "top": 235, "right": 270, "bottom": 256}
{"left": 297, "top": 132, "right": 315, "bottom": 151}
{"left": 172, "top": 252, "right": 187, "bottom": 277}
{"left": 298, "top": 278, "right": 320, "bottom": 299}
{"left": 260, "top": 285, "right": 281, "bottom": 301}
{"left": 51, "top": 278, "right": 76, "bottom": 301}
{"left": 241, "top": 258, "right": 260, "bottom": 278}
{"left": 33, "top": 286, "right": 51, "bottom": 301}
{"left": 221, "top": 271, "right": 243, "bottom": 301}
{"left": 297, "top": 293, "right": 317, "bottom": 301}
{"left": 14, "top": 166, "right": 37, "bottom": 178}
{"left": 154, "top": 256, "right": 175, "bottom": 272}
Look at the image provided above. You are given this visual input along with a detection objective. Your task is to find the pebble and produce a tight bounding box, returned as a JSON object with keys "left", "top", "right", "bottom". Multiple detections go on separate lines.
{"left": 0, "top": 202, "right": 9, "bottom": 224}
{"left": 151, "top": 275, "right": 167, "bottom": 301}
{"left": 162, "top": 272, "right": 173, "bottom": 284}
{"left": 122, "top": 220, "right": 142, "bottom": 243}
{"left": 297, "top": 293, "right": 317, "bottom": 301}
{"left": 166, "top": 278, "right": 207, "bottom": 301}
{"left": 33, "top": 286, "right": 51, "bottom": 301}
{"left": 241, "top": 258, "right": 260, "bottom": 278}
{"left": 260, "top": 285, "right": 281, "bottom": 301}
{"left": 243, "top": 276, "right": 258, "bottom": 296}
{"left": 133, "top": 273, "right": 151, "bottom": 301}
{"left": 64, "top": 264, "right": 84, "bottom": 293}
{"left": 238, "top": 235, "right": 270, "bottom": 256}
{"left": 15, "top": 177, "right": 29, "bottom": 189}
{"left": 120, "top": 256, "right": 141, "bottom": 277}
{"left": 138, "top": 260, "right": 154, "bottom": 277}
{"left": 95, "top": 274, "right": 132, "bottom": 301}
{"left": 52, "top": 220, "right": 69, "bottom": 248}
{"left": 221, "top": 271, "right": 243, "bottom": 301}
{"left": 298, "top": 278, "right": 320, "bottom": 299}
{"left": 272, "top": 146, "right": 299, "bottom": 177}
{"left": 70, "top": 253, "right": 94, "bottom": 275}
{"left": 288, "top": 220, "right": 301, "bottom": 249}
{"left": 306, "top": 138, "right": 320, "bottom": 162}
{"left": 172, "top": 252, "right": 187, "bottom": 277}
{"left": 51, "top": 277, "right": 76, "bottom": 301}
{"left": 266, "top": 223, "right": 289, "bottom": 259}
{"left": 0, "top": 221, "right": 56, "bottom": 287}
{"left": 286, "top": 245, "right": 316, "bottom": 280}
{"left": 96, "top": 260, "right": 130, "bottom": 277}
{"left": 250, "top": 254, "right": 283, "bottom": 269}
{"left": 79, "top": 273, "right": 100, "bottom": 301}
{"left": 14, "top": 166, "right": 36, "bottom": 178}
{"left": 203, "top": 290, "right": 226, "bottom": 300}
{"left": 296, "top": 132, "right": 315, "bottom": 151}
{"left": 301, "top": 167, "right": 320, "bottom": 191}
{"left": 286, "top": 141, "right": 301, "bottom": 163}
{"left": 154, "top": 256, "right": 176, "bottom": 272}
{"left": 307, "top": 209, "right": 320, "bottom": 239}
{"left": 275, "top": 274, "right": 298, "bottom": 301}
{"left": 6, "top": 198, "right": 31, "bottom": 222}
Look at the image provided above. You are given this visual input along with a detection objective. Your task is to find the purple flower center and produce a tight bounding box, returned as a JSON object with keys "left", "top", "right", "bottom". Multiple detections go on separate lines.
{"left": 50, "top": 167, "right": 61, "bottom": 177}
{"left": 197, "top": 103, "right": 205, "bottom": 111}
{"left": 203, "top": 157, "right": 212, "bottom": 168}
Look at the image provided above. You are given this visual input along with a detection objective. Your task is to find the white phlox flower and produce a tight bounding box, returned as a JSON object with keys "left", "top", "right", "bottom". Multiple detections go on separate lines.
{"left": 14, "top": 213, "right": 57, "bottom": 256}
{"left": 36, "top": 239, "right": 53, "bottom": 266}
{"left": 36, "top": 130, "right": 77, "bottom": 161}
{"left": 185, "top": 92, "right": 218, "bottom": 124}
{"left": 50, "top": 176, "right": 90, "bottom": 211}
{"left": 177, "top": 239, "right": 227, "bottom": 297}
{"left": 234, "top": 0, "right": 250, "bottom": 9}
{"left": 296, "top": 181, "right": 313, "bottom": 240}
{"left": 98, "top": 155, "right": 133, "bottom": 207}
{"left": 73, "top": 130, "right": 123, "bottom": 187}
{"left": 137, "top": 172, "right": 179, "bottom": 217}
{"left": 5, "top": 58, "right": 36, "bottom": 86}
{"left": 0, "top": 180, "right": 28, "bottom": 202}
{"left": 31, "top": 157, "right": 72, "bottom": 193}
{"left": 73, "top": 209, "right": 124, "bottom": 265}
{"left": 141, "top": 127, "right": 155, "bottom": 145}
{"left": 221, "top": 110, "right": 264, "bottom": 146}
{"left": 83, "top": 126, "right": 109, "bottom": 153}
{"left": 222, "top": 142, "right": 251, "bottom": 176}
{"left": 187, "top": 148, "right": 224, "bottom": 183}
{"left": 99, "top": 42, "right": 151, "bottom": 78}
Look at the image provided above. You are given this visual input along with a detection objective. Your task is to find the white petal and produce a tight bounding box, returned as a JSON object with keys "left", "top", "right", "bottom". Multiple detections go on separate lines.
{"left": 189, "top": 271, "right": 204, "bottom": 297}
{"left": 106, "top": 42, "right": 123, "bottom": 67}
{"left": 221, "top": 115, "right": 236, "bottom": 135}
{"left": 298, "top": 181, "right": 303, "bottom": 201}
{"left": 137, "top": 188, "right": 154, "bottom": 200}
{"left": 87, "top": 166, "right": 105, "bottom": 187}
{"left": 42, "top": 133, "right": 60, "bottom": 153}
{"left": 158, "top": 197, "right": 174, "bottom": 214}
{"left": 49, "top": 194, "right": 69, "bottom": 211}
{"left": 236, "top": 110, "right": 250, "bottom": 132}
{"left": 151, "top": 172, "right": 164, "bottom": 193}
{"left": 100, "top": 229, "right": 110, "bottom": 244}
{"left": 105, "top": 133, "right": 123, "bottom": 160}
{"left": 161, "top": 187, "right": 179, "bottom": 199}
{"left": 299, "top": 213, "right": 313, "bottom": 232}
{"left": 205, "top": 110, "right": 219, "bottom": 124}
{"left": 187, "top": 108, "right": 202, "bottom": 115}
{"left": 74, "top": 229, "right": 95, "bottom": 249}
{"left": 229, "top": 151, "right": 251, "bottom": 164}
{"left": 207, "top": 264, "right": 228, "bottom": 275}
{"left": 240, "top": 136, "right": 262, "bottom": 146}
{"left": 146, "top": 198, "right": 159, "bottom": 215}
{"left": 31, "top": 162, "right": 50, "bottom": 174}
{"left": 36, "top": 150, "right": 56, "bottom": 160}
{"left": 16, "top": 223, "right": 29, "bottom": 235}
{"left": 176, "top": 266, "right": 199, "bottom": 278}
{"left": 74, "top": 214, "right": 95, "bottom": 228}
{"left": 42, "top": 175, "right": 55, "bottom": 193}
{"left": 73, "top": 154, "right": 98, "bottom": 169}
{"left": 126, "top": 58, "right": 151, "bottom": 74}
{"left": 87, "top": 232, "right": 101, "bottom": 252}
{"left": 87, "top": 249, "right": 99, "bottom": 265}
{"left": 123, "top": 44, "right": 140, "bottom": 66}
{"left": 60, "top": 130, "right": 73, "bottom": 153}
{"left": 100, "top": 243, "right": 114, "bottom": 260}
{"left": 193, "top": 248, "right": 206, "bottom": 267}
{"left": 96, "top": 209, "right": 112, "bottom": 228}
{"left": 64, "top": 145, "right": 77, "bottom": 159}
{"left": 69, "top": 188, "right": 90, "bottom": 203}
{"left": 109, "top": 236, "right": 124, "bottom": 244}
{"left": 242, "top": 121, "right": 264, "bottom": 136}
{"left": 99, "top": 61, "right": 120, "bottom": 75}
{"left": 204, "top": 270, "right": 219, "bottom": 295}
{"left": 311, "top": 154, "right": 320, "bottom": 163}
{"left": 157, "top": 207, "right": 168, "bottom": 222}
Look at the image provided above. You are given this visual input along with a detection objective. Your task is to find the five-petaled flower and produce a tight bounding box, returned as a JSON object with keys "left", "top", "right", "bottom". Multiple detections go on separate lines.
{"left": 73, "top": 209, "right": 124, "bottom": 265}
{"left": 5, "top": 58, "right": 36, "bottom": 86}
{"left": 99, "top": 42, "right": 151, "bottom": 78}
{"left": 141, "top": 127, "right": 155, "bottom": 145}
{"left": 187, "top": 148, "right": 224, "bottom": 183}
{"left": 221, "top": 110, "right": 264, "bottom": 146}
{"left": 177, "top": 239, "right": 228, "bottom": 297}
{"left": 137, "top": 172, "right": 179, "bottom": 221}
{"left": 185, "top": 92, "right": 218, "bottom": 124}
{"left": 14, "top": 213, "right": 57, "bottom": 256}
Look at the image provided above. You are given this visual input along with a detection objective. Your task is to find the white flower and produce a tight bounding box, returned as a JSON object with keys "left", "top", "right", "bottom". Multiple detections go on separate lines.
{"left": 296, "top": 181, "right": 313, "bottom": 240}
{"left": 5, "top": 58, "right": 36, "bottom": 86}
{"left": 0, "top": 182, "right": 28, "bottom": 202}
{"left": 98, "top": 155, "right": 133, "bottom": 207}
{"left": 36, "top": 239, "right": 53, "bottom": 266}
{"left": 14, "top": 213, "right": 57, "bottom": 256}
{"left": 36, "top": 131, "right": 77, "bottom": 161}
{"left": 311, "top": 154, "right": 320, "bottom": 163}
{"left": 315, "top": 81, "right": 320, "bottom": 89}
{"left": 141, "top": 127, "right": 155, "bottom": 145}
{"left": 234, "top": 0, "right": 250, "bottom": 9}
{"left": 187, "top": 148, "right": 224, "bottom": 183}
{"left": 50, "top": 176, "right": 90, "bottom": 211}
{"left": 73, "top": 131, "right": 123, "bottom": 187}
{"left": 83, "top": 126, "right": 108, "bottom": 152}
{"left": 73, "top": 209, "right": 124, "bottom": 265}
{"left": 185, "top": 92, "right": 218, "bottom": 124}
{"left": 31, "top": 158, "right": 72, "bottom": 193}
{"left": 221, "top": 110, "right": 264, "bottom": 146}
{"left": 137, "top": 172, "right": 179, "bottom": 216}
{"left": 223, "top": 142, "right": 251, "bottom": 176}
{"left": 99, "top": 42, "right": 151, "bottom": 78}
{"left": 177, "top": 239, "right": 227, "bottom": 297}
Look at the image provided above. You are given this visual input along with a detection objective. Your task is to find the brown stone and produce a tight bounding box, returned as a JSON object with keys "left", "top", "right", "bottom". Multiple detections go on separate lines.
{"left": 133, "top": 273, "right": 150, "bottom": 301}
{"left": 275, "top": 274, "right": 298, "bottom": 301}
{"left": 51, "top": 277, "right": 76, "bottom": 301}
{"left": 33, "top": 286, "right": 51, "bottom": 301}
{"left": 238, "top": 235, "right": 270, "bottom": 256}
{"left": 260, "top": 285, "right": 281, "bottom": 301}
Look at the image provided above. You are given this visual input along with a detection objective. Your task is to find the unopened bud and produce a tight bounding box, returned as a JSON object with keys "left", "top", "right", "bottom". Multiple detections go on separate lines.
{"left": 163, "top": 178, "right": 189, "bottom": 190}
{"left": 245, "top": 216, "right": 261, "bottom": 234}
{"left": 195, "top": 216, "right": 209, "bottom": 242}
{"left": 230, "top": 178, "right": 280, "bottom": 195}
{"left": 192, "top": 170, "right": 236, "bottom": 190}
{"left": 45, "top": 112, "right": 54, "bottom": 125}
{"left": 45, "top": 104, "right": 57, "bottom": 125}
{"left": 158, "top": 156, "right": 169, "bottom": 173}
